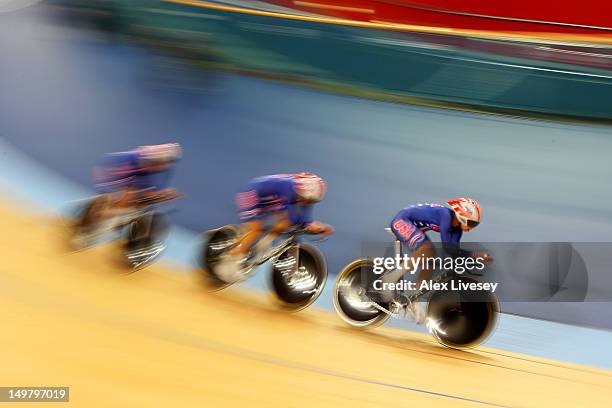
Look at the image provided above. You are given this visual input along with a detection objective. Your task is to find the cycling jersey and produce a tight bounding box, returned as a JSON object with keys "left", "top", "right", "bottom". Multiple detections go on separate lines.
{"left": 390, "top": 203, "right": 464, "bottom": 252}
{"left": 93, "top": 150, "right": 174, "bottom": 194}
{"left": 235, "top": 174, "right": 314, "bottom": 225}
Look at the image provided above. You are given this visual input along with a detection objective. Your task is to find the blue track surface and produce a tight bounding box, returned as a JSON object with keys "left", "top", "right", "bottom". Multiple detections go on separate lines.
{"left": 2, "top": 5, "right": 612, "bottom": 368}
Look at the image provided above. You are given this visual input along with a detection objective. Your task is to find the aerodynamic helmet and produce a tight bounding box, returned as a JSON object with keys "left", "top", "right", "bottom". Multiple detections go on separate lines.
{"left": 293, "top": 172, "right": 326, "bottom": 202}
{"left": 445, "top": 197, "right": 481, "bottom": 229}
{"left": 137, "top": 142, "right": 182, "bottom": 165}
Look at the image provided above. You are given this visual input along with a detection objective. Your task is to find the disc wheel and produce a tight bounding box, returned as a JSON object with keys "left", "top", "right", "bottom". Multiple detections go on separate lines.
{"left": 199, "top": 225, "right": 241, "bottom": 290}
{"left": 333, "top": 259, "right": 390, "bottom": 328}
{"left": 270, "top": 243, "right": 327, "bottom": 312}
{"left": 68, "top": 196, "right": 108, "bottom": 250}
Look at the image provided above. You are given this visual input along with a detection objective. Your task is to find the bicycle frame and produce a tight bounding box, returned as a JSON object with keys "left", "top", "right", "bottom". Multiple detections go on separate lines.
{"left": 248, "top": 233, "right": 300, "bottom": 270}
{"left": 383, "top": 227, "right": 457, "bottom": 285}
{"left": 94, "top": 207, "right": 151, "bottom": 238}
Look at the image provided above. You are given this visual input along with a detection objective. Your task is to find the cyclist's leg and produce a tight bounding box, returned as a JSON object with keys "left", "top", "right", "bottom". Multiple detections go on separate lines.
{"left": 111, "top": 187, "right": 140, "bottom": 210}
{"left": 229, "top": 220, "right": 264, "bottom": 257}
{"left": 249, "top": 211, "right": 291, "bottom": 253}
{"left": 215, "top": 194, "right": 265, "bottom": 280}
{"left": 82, "top": 193, "right": 112, "bottom": 228}
{"left": 379, "top": 217, "right": 431, "bottom": 297}
{"left": 216, "top": 221, "right": 262, "bottom": 282}
{"left": 412, "top": 240, "right": 436, "bottom": 288}
{"left": 387, "top": 219, "right": 433, "bottom": 322}
{"left": 389, "top": 216, "right": 429, "bottom": 276}
{"left": 405, "top": 241, "right": 436, "bottom": 323}
{"left": 90, "top": 175, "right": 123, "bottom": 221}
{"left": 231, "top": 187, "right": 267, "bottom": 256}
{"left": 269, "top": 211, "right": 293, "bottom": 236}
{"left": 364, "top": 217, "right": 423, "bottom": 303}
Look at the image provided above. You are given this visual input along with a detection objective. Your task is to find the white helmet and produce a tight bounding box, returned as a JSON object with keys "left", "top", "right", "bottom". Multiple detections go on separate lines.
{"left": 445, "top": 197, "right": 481, "bottom": 228}
{"left": 137, "top": 142, "right": 182, "bottom": 165}
{"left": 293, "top": 173, "right": 326, "bottom": 202}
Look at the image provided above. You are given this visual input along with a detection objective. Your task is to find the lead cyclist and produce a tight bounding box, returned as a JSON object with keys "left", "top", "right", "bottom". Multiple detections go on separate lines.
{"left": 368, "top": 198, "right": 493, "bottom": 323}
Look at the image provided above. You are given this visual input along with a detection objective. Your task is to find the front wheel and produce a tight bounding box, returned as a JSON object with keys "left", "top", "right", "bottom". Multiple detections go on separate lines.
{"left": 270, "top": 243, "right": 327, "bottom": 312}
{"left": 333, "top": 259, "right": 390, "bottom": 328}
{"left": 122, "top": 212, "right": 170, "bottom": 270}
{"left": 425, "top": 276, "right": 499, "bottom": 349}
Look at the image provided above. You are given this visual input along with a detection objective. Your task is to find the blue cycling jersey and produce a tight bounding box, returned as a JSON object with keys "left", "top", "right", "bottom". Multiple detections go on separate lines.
{"left": 235, "top": 174, "right": 314, "bottom": 225}
{"left": 94, "top": 150, "right": 174, "bottom": 193}
{"left": 390, "top": 203, "right": 464, "bottom": 251}
{"left": 397, "top": 203, "right": 462, "bottom": 243}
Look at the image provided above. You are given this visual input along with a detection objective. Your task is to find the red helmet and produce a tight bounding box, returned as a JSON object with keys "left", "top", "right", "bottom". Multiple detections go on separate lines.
{"left": 293, "top": 173, "right": 326, "bottom": 202}
{"left": 445, "top": 198, "right": 481, "bottom": 228}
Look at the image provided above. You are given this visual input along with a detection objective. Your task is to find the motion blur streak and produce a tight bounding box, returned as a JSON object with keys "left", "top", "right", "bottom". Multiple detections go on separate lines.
{"left": 165, "top": 0, "right": 612, "bottom": 44}
{"left": 1, "top": 200, "right": 611, "bottom": 407}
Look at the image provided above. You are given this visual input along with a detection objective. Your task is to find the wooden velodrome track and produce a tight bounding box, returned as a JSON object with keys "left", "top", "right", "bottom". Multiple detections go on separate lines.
{"left": 0, "top": 200, "right": 611, "bottom": 407}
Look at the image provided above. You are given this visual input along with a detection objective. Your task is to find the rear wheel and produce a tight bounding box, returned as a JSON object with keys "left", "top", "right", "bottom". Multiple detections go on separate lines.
{"left": 270, "top": 243, "right": 327, "bottom": 312}
{"left": 199, "top": 225, "right": 241, "bottom": 290}
{"left": 333, "top": 259, "right": 390, "bottom": 328}
{"left": 68, "top": 196, "right": 109, "bottom": 250}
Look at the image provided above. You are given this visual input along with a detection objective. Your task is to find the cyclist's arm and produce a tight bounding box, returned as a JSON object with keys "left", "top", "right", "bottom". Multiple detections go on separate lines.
{"left": 288, "top": 203, "right": 313, "bottom": 225}
{"left": 285, "top": 203, "right": 333, "bottom": 234}
{"left": 132, "top": 168, "right": 173, "bottom": 192}
{"left": 439, "top": 211, "right": 471, "bottom": 257}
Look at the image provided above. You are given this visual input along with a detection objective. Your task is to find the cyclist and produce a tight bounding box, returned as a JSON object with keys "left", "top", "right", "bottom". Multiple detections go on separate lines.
{"left": 216, "top": 173, "right": 333, "bottom": 281}
{"left": 91, "top": 142, "right": 182, "bottom": 220}
{"left": 370, "top": 198, "right": 492, "bottom": 322}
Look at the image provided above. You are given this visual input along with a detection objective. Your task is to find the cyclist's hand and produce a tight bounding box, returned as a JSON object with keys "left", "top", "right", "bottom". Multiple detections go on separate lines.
{"left": 305, "top": 221, "right": 334, "bottom": 235}
{"left": 473, "top": 251, "right": 494, "bottom": 265}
